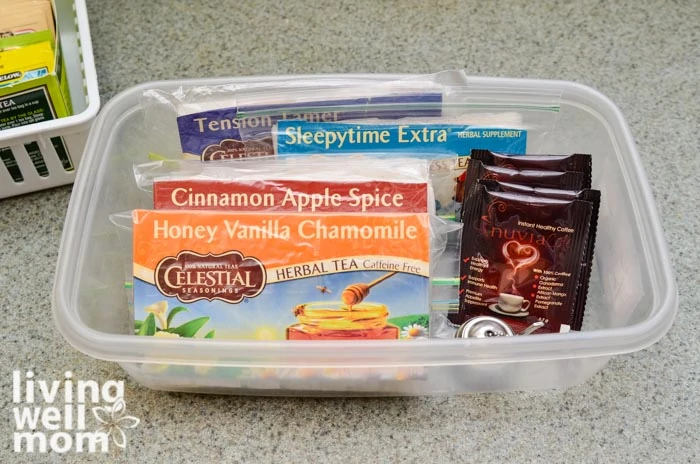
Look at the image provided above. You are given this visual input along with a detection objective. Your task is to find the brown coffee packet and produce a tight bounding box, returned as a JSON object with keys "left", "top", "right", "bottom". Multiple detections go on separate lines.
{"left": 459, "top": 161, "right": 586, "bottom": 220}
{"left": 463, "top": 161, "right": 587, "bottom": 192}
{"left": 477, "top": 179, "right": 600, "bottom": 330}
{"left": 571, "top": 190, "right": 600, "bottom": 331}
{"left": 476, "top": 179, "right": 584, "bottom": 199}
{"left": 470, "top": 149, "right": 592, "bottom": 188}
{"left": 451, "top": 184, "right": 594, "bottom": 334}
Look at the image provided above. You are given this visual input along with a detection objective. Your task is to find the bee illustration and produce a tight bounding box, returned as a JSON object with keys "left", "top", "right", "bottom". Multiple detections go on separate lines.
{"left": 315, "top": 286, "right": 332, "bottom": 294}
{"left": 293, "top": 304, "right": 307, "bottom": 316}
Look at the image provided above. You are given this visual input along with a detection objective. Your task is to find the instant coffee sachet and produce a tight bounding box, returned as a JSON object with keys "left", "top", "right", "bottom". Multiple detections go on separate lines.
{"left": 470, "top": 149, "right": 592, "bottom": 187}
{"left": 462, "top": 161, "right": 587, "bottom": 194}
{"left": 451, "top": 184, "right": 595, "bottom": 334}
{"left": 459, "top": 161, "right": 587, "bottom": 220}
{"left": 477, "top": 180, "right": 600, "bottom": 329}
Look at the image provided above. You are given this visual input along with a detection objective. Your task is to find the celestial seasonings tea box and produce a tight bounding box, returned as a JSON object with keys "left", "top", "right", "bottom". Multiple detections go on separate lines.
{"left": 132, "top": 180, "right": 433, "bottom": 341}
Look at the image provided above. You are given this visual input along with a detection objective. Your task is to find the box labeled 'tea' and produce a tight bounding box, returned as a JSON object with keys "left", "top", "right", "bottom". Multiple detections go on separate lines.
{"left": 0, "top": 27, "right": 72, "bottom": 130}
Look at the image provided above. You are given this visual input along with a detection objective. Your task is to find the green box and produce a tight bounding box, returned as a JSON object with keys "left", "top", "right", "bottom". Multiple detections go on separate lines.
{"left": 0, "top": 29, "right": 72, "bottom": 131}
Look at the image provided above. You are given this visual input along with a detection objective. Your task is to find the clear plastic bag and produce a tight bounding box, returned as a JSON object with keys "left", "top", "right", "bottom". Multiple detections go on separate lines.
{"left": 268, "top": 117, "right": 533, "bottom": 219}
{"left": 130, "top": 71, "right": 564, "bottom": 339}
{"left": 139, "top": 70, "right": 561, "bottom": 162}
{"left": 133, "top": 156, "right": 437, "bottom": 214}
{"left": 113, "top": 155, "right": 463, "bottom": 340}
{"left": 140, "top": 74, "right": 445, "bottom": 160}
{"left": 235, "top": 76, "right": 561, "bottom": 149}
{"left": 109, "top": 207, "right": 461, "bottom": 341}
{"left": 234, "top": 79, "right": 560, "bottom": 218}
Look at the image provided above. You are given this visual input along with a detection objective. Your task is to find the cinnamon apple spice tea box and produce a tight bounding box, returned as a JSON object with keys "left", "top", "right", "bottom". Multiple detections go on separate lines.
{"left": 152, "top": 178, "right": 430, "bottom": 213}
{"left": 134, "top": 156, "right": 435, "bottom": 213}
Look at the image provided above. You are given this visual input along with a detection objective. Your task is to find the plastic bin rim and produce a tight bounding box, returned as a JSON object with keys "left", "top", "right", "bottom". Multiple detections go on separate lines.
{"left": 52, "top": 74, "right": 678, "bottom": 366}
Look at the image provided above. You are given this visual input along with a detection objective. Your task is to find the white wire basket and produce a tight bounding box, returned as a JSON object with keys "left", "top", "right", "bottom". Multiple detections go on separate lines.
{"left": 0, "top": 0, "right": 100, "bottom": 199}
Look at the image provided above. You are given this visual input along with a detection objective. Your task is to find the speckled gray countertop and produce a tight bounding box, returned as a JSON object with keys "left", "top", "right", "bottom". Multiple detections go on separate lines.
{"left": 1, "top": 0, "right": 698, "bottom": 462}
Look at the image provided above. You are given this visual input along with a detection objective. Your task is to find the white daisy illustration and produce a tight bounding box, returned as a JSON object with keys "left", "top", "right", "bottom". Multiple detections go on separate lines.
{"left": 401, "top": 323, "right": 427, "bottom": 339}
{"left": 92, "top": 398, "right": 140, "bottom": 449}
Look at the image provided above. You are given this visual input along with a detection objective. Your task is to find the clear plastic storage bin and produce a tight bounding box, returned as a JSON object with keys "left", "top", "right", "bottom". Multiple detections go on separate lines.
{"left": 52, "top": 75, "right": 677, "bottom": 395}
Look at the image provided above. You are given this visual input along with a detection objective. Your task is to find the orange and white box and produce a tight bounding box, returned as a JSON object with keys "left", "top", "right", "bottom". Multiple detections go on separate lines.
{"left": 132, "top": 210, "right": 431, "bottom": 341}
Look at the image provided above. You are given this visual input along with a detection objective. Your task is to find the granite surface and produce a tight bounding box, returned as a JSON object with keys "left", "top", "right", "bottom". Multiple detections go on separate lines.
{"left": 1, "top": 0, "right": 698, "bottom": 462}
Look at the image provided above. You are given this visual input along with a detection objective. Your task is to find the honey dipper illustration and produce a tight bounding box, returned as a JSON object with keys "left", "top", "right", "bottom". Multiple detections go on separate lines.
{"left": 341, "top": 271, "right": 398, "bottom": 307}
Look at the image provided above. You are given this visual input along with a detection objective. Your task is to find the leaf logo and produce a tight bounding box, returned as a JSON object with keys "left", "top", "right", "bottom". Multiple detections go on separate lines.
{"left": 92, "top": 398, "right": 139, "bottom": 449}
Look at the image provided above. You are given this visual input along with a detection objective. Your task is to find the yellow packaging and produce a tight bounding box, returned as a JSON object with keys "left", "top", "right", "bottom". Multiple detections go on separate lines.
{"left": 0, "top": 29, "right": 72, "bottom": 130}
{"left": 0, "top": 1, "right": 73, "bottom": 177}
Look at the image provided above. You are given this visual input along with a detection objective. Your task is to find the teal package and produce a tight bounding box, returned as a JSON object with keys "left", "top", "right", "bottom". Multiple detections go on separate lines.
{"left": 275, "top": 121, "right": 527, "bottom": 156}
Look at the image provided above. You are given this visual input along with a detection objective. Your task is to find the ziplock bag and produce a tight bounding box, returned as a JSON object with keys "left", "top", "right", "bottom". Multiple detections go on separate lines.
{"left": 270, "top": 118, "right": 530, "bottom": 219}
{"left": 236, "top": 82, "right": 561, "bottom": 217}
{"left": 133, "top": 156, "right": 436, "bottom": 214}
{"left": 140, "top": 75, "right": 447, "bottom": 160}
{"left": 113, "top": 155, "right": 461, "bottom": 340}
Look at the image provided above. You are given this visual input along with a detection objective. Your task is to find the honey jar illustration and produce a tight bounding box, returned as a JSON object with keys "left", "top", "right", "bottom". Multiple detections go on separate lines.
{"left": 286, "top": 272, "right": 400, "bottom": 340}
{"left": 286, "top": 302, "right": 399, "bottom": 340}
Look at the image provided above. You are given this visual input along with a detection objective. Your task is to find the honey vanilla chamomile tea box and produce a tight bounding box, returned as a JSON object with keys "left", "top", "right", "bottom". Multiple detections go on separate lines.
{"left": 132, "top": 211, "right": 431, "bottom": 341}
